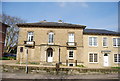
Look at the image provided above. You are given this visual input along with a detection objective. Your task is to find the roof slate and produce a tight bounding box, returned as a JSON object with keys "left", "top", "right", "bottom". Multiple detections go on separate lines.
{"left": 17, "top": 21, "right": 119, "bottom": 36}
{"left": 17, "top": 22, "right": 86, "bottom": 29}
{"left": 83, "top": 29, "right": 120, "bottom": 35}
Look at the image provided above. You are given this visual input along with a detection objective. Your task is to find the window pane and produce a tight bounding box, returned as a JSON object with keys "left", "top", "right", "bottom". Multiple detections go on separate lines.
{"left": 113, "top": 38, "right": 116, "bottom": 46}
{"left": 69, "top": 33, "right": 74, "bottom": 42}
{"left": 103, "top": 37, "right": 107, "bottom": 46}
{"left": 27, "top": 32, "right": 33, "bottom": 41}
{"left": 114, "top": 54, "right": 117, "bottom": 62}
{"left": 89, "top": 37, "right": 97, "bottom": 46}
{"left": 118, "top": 54, "right": 120, "bottom": 62}
{"left": 51, "top": 34, "right": 54, "bottom": 43}
{"left": 89, "top": 37, "right": 92, "bottom": 46}
{"left": 48, "top": 32, "right": 54, "bottom": 43}
{"left": 93, "top": 37, "right": 97, "bottom": 46}
{"left": 118, "top": 38, "right": 120, "bottom": 46}
{"left": 69, "top": 64, "right": 73, "bottom": 66}
{"left": 94, "top": 54, "right": 98, "bottom": 62}
{"left": 69, "top": 51, "right": 73, "bottom": 57}
{"left": 89, "top": 54, "right": 93, "bottom": 62}
{"left": 31, "top": 36, "right": 33, "bottom": 41}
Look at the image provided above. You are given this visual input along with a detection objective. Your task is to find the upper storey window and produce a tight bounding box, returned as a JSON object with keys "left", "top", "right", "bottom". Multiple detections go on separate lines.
{"left": 68, "top": 33, "right": 74, "bottom": 42}
{"left": 48, "top": 32, "right": 54, "bottom": 44}
{"left": 113, "top": 38, "right": 120, "bottom": 47}
{"left": 89, "top": 37, "right": 97, "bottom": 46}
{"left": 27, "top": 32, "right": 33, "bottom": 41}
{"left": 103, "top": 37, "right": 107, "bottom": 47}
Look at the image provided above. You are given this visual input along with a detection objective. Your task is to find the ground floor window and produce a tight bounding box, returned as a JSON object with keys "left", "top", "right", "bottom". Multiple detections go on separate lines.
{"left": 20, "top": 47, "right": 23, "bottom": 52}
{"left": 68, "top": 63, "right": 74, "bottom": 66}
{"left": 68, "top": 50, "right": 74, "bottom": 59}
{"left": 89, "top": 53, "right": 98, "bottom": 63}
{"left": 114, "top": 54, "right": 120, "bottom": 63}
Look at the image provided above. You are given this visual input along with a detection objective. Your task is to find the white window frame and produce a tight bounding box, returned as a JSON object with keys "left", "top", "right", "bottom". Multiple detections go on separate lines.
{"left": 88, "top": 52, "right": 98, "bottom": 63}
{"left": 114, "top": 54, "right": 120, "bottom": 63}
{"left": 113, "top": 38, "right": 120, "bottom": 47}
{"left": 103, "top": 37, "right": 108, "bottom": 47}
{"left": 27, "top": 32, "right": 33, "bottom": 41}
{"left": 68, "top": 50, "right": 74, "bottom": 59}
{"left": 88, "top": 36, "right": 98, "bottom": 47}
{"left": 48, "top": 32, "right": 54, "bottom": 44}
{"left": 68, "top": 33, "right": 74, "bottom": 43}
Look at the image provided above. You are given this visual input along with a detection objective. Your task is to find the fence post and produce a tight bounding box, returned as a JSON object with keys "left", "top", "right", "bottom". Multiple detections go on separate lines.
{"left": 56, "top": 63, "right": 59, "bottom": 75}
{"left": 25, "top": 48, "right": 28, "bottom": 74}
{"left": 66, "top": 60, "right": 68, "bottom": 66}
{"left": 75, "top": 60, "right": 77, "bottom": 66}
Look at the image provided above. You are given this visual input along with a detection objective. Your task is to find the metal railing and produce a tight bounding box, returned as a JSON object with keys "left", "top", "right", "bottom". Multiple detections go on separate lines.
{"left": 24, "top": 41, "right": 35, "bottom": 47}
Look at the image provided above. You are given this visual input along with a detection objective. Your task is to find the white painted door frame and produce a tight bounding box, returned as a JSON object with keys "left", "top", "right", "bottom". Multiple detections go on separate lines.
{"left": 103, "top": 53, "right": 109, "bottom": 67}
{"left": 47, "top": 49, "right": 53, "bottom": 62}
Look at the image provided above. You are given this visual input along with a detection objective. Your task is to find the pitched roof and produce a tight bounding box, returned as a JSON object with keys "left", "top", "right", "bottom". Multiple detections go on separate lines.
{"left": 16, "top": 21, "right": 86, "bottom": 29}
{"left": 83, "top": 29, "right": 120, "bottom": 36}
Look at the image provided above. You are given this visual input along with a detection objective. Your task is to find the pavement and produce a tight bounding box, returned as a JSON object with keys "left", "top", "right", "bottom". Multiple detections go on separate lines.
{"left": 1, "top": 79, "right": 119, "bottom": 81}
{"left": 1, "top": 72, "right": 119, "bottom": 79}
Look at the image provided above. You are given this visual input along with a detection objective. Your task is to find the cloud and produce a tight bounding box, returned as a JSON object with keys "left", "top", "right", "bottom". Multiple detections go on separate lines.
{"left": 58, "top": 2, "right": 89, "bottom": 8}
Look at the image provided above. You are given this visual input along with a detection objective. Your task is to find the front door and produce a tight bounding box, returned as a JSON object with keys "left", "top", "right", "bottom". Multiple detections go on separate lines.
{"left": 103, "top": 53, "right": 109, "bottom": 67}
{"left": 47, "top": 48, "right": 53, "bottom": 62}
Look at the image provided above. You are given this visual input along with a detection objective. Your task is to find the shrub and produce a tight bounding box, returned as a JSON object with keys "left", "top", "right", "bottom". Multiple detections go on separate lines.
{"left": 0, "top": 57, "right": 10, "bottom": 60}
{"left": 0, "top": 56, "right": 16, "bottom": 60}
{"left": 77, "top": 65, "right": 85, "bottom": 67}
{"left": 111, "top": 67, "right": 120, "bottom": 69}
{"left": 8, "top": 56, "right": 16, "bottom": 60}
{"left": 29, "top": 62, "right": 39, "bottom": 65}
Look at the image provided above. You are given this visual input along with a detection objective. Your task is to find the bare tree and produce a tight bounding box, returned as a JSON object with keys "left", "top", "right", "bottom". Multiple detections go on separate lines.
{"left": 0, "top": 13, "right": 26, "bottom": 53}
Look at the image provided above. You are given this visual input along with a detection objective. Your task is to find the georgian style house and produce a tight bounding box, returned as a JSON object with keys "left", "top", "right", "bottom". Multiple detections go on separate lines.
{"left": 16, "top": 21, "right": 120, "bottom": 68}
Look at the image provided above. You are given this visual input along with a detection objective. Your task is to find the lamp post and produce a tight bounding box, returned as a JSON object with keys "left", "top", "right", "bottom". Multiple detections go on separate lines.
{"left": 26, "top": 48, "right": 28, "bottom": 74}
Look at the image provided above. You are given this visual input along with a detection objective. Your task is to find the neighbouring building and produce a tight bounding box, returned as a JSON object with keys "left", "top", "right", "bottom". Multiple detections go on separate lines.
{"left": 16, "top": 21, "right": 120, "bottom": 68}
{"left": 0, "top": 22, "right": 9, "bottom": 57}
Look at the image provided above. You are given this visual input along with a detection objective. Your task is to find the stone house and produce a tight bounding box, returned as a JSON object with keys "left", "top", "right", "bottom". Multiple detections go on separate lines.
{"left": 16, "top": 21, "right": 120, "bottom": 68}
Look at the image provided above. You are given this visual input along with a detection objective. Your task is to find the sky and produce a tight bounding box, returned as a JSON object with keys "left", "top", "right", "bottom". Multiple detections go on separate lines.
{"left": 2, "top": 2, "right": 119, "bottom": 31}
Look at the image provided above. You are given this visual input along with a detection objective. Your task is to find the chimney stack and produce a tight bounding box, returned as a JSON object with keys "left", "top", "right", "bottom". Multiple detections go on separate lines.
{"left": 58, "top": 20, "right": 63, "bottom": 23}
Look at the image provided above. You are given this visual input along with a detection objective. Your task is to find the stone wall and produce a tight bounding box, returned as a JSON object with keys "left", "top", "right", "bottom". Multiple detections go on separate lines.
{"left": 2, "top": 65, "right": 119, "bottom": 75}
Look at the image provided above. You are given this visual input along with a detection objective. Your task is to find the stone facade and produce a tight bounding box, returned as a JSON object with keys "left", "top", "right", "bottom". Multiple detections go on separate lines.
{"left": 16, "top": 21, "right": 120, "bottom": 68}
{"left": 83, "top": 35, "right": 119, "bottom": 68}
